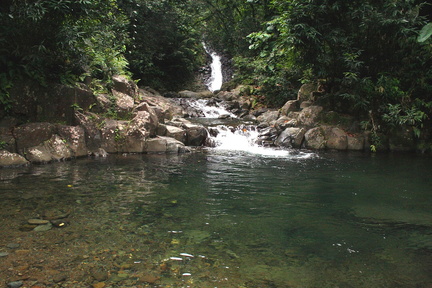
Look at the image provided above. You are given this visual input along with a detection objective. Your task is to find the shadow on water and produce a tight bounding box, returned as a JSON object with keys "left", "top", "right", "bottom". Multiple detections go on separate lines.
{"left": 1, "top": 152, "right": 432, "bottom": 287}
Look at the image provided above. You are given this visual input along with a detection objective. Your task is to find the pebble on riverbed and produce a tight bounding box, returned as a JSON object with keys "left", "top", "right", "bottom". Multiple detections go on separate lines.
{"left": 7, "top": 281, "right": 23, "bottom": 288}
{"left": 0, "top": 251, "right": 10, "bottom": 257}
{"left": 6, "top": 243, "right": 20, "bottom": 249}
{"left": 28, "top": 219, "right": 50, "bottom": 225}
{"left": 33, "top": 222, "right": 53, "bottom": 232}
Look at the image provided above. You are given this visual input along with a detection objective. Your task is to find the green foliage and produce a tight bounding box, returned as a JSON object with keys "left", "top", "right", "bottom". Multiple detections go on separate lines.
{"left": 0, "top": 140, "right": 7, "bottom": 150}
{"left": 0, "top": 0, "right": 130, "bottom": 116}
{"left": 121, "top": 0, "right": 204, "bottom": 91}
{"left": 418, "top": 22, "right": 432, "bottom": 42}
{"left": 233, "top": 0, "right": 432, "bottom": 140}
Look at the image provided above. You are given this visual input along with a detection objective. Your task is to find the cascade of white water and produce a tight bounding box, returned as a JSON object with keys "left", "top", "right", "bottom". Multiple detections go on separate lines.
{"left": 208, "top": 125, "right": 299, "bottom": 157}
{"left": 188, "top": 99, "right": 236, "bottom": 118}
{"left": 203, "top": 44, "right": 223, "bottom": 92}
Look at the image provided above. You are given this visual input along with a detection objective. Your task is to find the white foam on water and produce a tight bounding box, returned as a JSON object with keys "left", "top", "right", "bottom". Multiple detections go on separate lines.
{"left": 210, "top": 125, "right": 314, "bottom": 159}
{"left": 188, "top": 99, "right": 236, "bottom": 118}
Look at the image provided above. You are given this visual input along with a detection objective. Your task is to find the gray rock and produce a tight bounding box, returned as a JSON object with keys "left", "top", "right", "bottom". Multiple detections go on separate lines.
{"left": 280, "top": 100, "right": 299, "bottom": 116}
{"left": 52, "top": 273, "right": 67, "bottom": 283}
{"left": 23, "top": 134, "right": 73, "bottom": 163}
{"left": 347, "top": 135, "right": 365, "bottom": 151}
{"left": 165, "top": 125, "right": 186, "bottom": 143}
{"left": 139, "top": 88, "right": 183, "bottom": 121}
{"left": 297, "top": 83, "right": 318, "bottom": 102}
{"left": 57, "top": 125, "right": 88, "bottom": 157}
{"left": 144, "top": 136, "right": 187, "bottom": 154}
{"left": 297, "top": 105, "right": 323, "bottom": 127}
{"left": 0, "top": 251, "right": 10, "bottom": 257}
{"left": 256, "top": 110, "right": 279, "bottom": 125}
{"left": 7, "top": 281, "right": 23, "bottom": 288}
{"left": 113, "top": 90, "right": 134, "bottom": 116}
{"left": 33, "top": 222, "right": 53, "bottom": 232}
{"left": 274, "top": 116, "right": 297, "bottom": 131}
{"left": 23, "top": 144, "right": 53, "bottom": 163}
{"left": 178, "top": 90, "right": 212, "bottom": 98}
{"left": 112, "top": 75, "right": 139, "bottom": 99}
{"left": 275, "top": 127, "right": 306, "bottom": 148}
{"left": 6, "top": 243, "right": 20, "bottom": 249}
{"left": 184, "top": 123, "right": 208, "bottom": 146}
{"left": 304, "top": 127, "right": 326, "bottom": 149}
{"left": 326, "top": 127, "right": 348, "bottom": 150}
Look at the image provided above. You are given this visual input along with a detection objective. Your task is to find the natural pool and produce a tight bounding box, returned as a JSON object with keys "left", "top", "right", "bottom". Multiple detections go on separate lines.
{"left": 1, "top": 150, "right": 432, "bottom": 287}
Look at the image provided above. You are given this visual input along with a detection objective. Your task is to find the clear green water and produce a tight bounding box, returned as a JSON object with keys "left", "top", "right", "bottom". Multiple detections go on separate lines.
{"left": 1, "top": 150, "right": 432, "bottom": 287}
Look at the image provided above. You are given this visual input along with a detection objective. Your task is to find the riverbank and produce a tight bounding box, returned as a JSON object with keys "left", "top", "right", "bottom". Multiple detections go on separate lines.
{"left": 0, "top": 76, "right": 427, "bottom": 168}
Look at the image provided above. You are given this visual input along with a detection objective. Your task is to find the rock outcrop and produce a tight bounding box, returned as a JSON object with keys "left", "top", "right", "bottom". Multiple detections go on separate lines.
{"left": 0, "top": 76, "right": 208, "bottom": 167}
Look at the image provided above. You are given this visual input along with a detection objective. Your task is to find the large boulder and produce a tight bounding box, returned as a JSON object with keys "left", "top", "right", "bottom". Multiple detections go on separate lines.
{"left": 132, "top": 110, "right": 158, "bottom": 138}
{"left": 347, "top": 134, "right": 365, "bottom": 151}
{"left": 304, "top": 127, "right": 326, "bottom": 149}
{"left": 134, "top": 102, "right": 159, "bottom": 131}
{"left": 326, "top": 127, "right": 348, "bottom": 150}
{"left": 297, "top": 105, "right": 323, "bottom": 127}
{"left": 183, "top": 123, "right": 208, "bottom": 146}
{"left": 0, "top": 150, "right": 29, "bottom": 167}
{"left": 9, "top": 81, "right": 96, "bottom": 124}
{"left": 99, "top": 111, "right": 157, "bottom": 153}
{"left": 57, "top": 125, "right": 88, "bottom": 157}
{"left": 74, "top": 111, "right": 103, "bottom": 152}
{"left": 274, "top": 116, "right": 298, "bottom": 132}
{"left": 23, "top": 134, "right": 73, "bottom": 163}
{"left": 275, "top": 127, "right": 306, "bottom": 148}
{"left": 100, "top": 119, "right": 129, "bottom": 153}
{"left": 165, "top": 125, "right": 187, "bottom": 143}
{"left": 13, "top": 122, "right": 56, "bottom": 153}
{"left": 280, "top": 100, "right": 299, "bottom": 116}
{"left": 139, "top": 88, "right": 183, "bottom": 122}
{"left": 94, "top": 94, "right": 112, "bottom": 112}
{"left": 297, "top": 83, "right": 318, "bottom": 102}
{"left": 112, "top": 90, "right": 134, "bottom": 117}
{"left": 112, "top": 75, "right": 139, "bottom": 99}
{"left": 256, "top": 110, "right": 279, "bottom": 126}
{"left": 163, "top": 118, "right": 208, "bottom": 146}
{"left": 144, "top": 136, "right": 188, "bottom": 154}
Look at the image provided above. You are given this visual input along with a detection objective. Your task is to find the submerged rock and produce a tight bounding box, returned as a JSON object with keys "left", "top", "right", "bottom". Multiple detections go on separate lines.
{"left": 7, "top": 281, "right": 23, "bottom": 288}
{"left": 33, "top": 222, "right": 53, "bottom": 232}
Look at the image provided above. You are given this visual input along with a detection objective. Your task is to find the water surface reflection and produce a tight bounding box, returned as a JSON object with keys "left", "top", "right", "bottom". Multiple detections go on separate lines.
{"left": 0, "top": 152, "right": 431, "bottom": 287}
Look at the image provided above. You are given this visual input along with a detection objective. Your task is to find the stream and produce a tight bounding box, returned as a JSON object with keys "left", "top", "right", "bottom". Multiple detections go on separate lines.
{"left": 1, "top": 149, "right": 432, "bottom": 287}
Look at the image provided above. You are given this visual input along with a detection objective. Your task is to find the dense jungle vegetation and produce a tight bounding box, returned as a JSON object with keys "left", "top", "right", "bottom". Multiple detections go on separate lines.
{"left": 1, "top": 0, "right": 432, "bottom": 147}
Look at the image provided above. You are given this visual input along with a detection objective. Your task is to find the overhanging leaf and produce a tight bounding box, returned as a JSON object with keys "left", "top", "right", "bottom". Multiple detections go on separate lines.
{"left": 418, "top": 23, "right": 432, "bottom": 42}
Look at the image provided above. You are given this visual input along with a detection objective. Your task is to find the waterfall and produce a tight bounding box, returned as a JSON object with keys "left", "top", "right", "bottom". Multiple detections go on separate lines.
{"left": 203, "top": 44, "right": 223, "bottom": 92}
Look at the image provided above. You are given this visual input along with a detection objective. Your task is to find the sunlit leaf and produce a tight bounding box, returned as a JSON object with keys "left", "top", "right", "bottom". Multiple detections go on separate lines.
{"left": 417, "top": 23, "right": 432, "bottom": 42}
